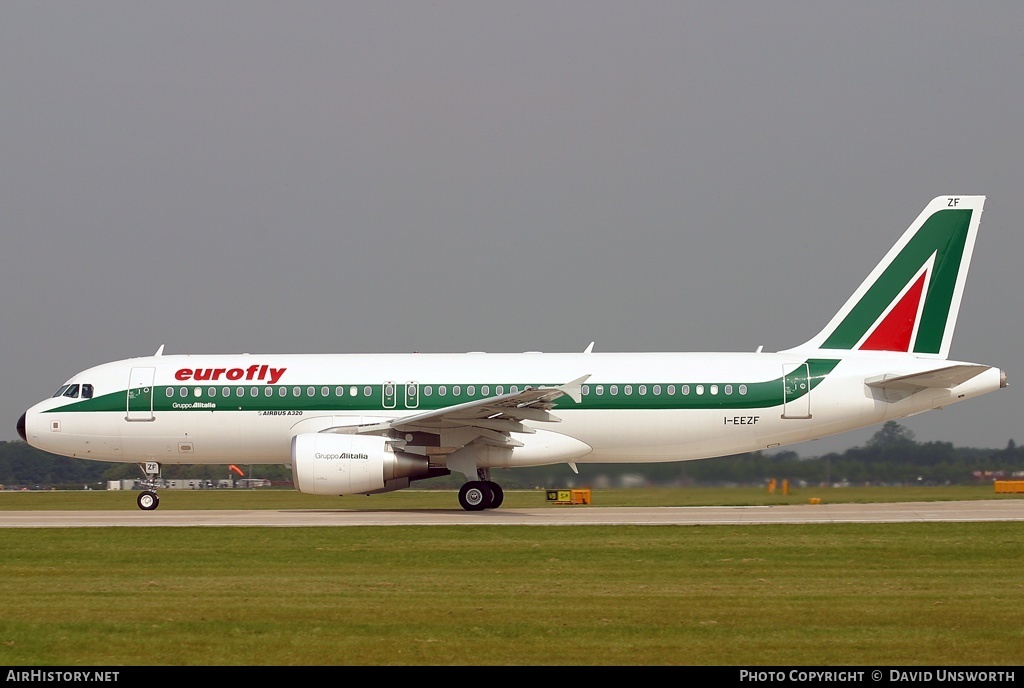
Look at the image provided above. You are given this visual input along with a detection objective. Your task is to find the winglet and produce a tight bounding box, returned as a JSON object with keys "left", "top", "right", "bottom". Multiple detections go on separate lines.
{"left": 558, "top": 374, "right": 591, "bottom": 404}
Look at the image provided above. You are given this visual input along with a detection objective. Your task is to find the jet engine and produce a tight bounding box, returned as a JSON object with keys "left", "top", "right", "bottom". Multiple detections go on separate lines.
{"left": 291, "top": 433, "right": 430, "bottom": 496}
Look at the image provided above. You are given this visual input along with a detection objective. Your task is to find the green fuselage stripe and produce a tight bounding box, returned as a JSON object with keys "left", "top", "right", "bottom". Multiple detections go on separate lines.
{"left": 47, "top": 360, "right": 840, "bottom": 414}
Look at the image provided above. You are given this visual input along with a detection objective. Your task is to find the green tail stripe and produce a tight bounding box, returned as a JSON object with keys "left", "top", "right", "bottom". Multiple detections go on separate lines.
{"left": 822, "top": 208, "right": 973, "bottom": 353}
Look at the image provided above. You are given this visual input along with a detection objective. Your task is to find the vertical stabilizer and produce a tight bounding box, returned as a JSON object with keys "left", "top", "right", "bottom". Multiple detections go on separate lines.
{"left": 787, "top": 196, "right": 985, "bottom": 359}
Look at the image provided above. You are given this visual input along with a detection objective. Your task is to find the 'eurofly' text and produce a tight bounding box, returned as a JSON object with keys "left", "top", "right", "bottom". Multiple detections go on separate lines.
{"left": 174, "top": 366, "right": 286, "bottom": 384}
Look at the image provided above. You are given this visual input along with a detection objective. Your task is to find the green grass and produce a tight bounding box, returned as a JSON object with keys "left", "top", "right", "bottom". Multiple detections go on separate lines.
{"left": 1, "top": 487, "right": 1021, "bottom": 666}
{"left": 0, "top": 523, "right": 1021, "bottom": 665}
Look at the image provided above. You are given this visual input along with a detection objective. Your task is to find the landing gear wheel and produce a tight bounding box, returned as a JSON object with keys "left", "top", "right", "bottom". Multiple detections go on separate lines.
{"left": 486, "top": 481, "right": 504, "bottom": 509}
{"left": 137, "top": 490, "right": 160, "bottom": 511}
{"left": 458, "top": 481, "right": 490, "bottom": 511}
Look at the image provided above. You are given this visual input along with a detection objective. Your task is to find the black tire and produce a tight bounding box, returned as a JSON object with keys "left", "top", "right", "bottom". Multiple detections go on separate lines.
{"left": 486, "top": 481, "right": 504, "bottom": 509}
{"left": 137, "top": 490, "right": 160, "bottom": 511}
{"left": 458, "top": 481, "right": 490, "bottom": 511}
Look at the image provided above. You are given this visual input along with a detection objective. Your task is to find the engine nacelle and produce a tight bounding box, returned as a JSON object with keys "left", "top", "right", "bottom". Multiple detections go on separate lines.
{"left": 291, "top": 433, "right": 430, "bottom": 496}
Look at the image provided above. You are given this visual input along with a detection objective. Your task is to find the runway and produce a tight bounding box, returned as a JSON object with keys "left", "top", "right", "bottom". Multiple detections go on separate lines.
{"left": 0, "top": 499, "right": 1021, "bottom": 527}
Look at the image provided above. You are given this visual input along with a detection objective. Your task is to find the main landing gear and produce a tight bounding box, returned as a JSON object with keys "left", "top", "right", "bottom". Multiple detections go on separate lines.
{"left": 136, "top": 461, "right": 162, "bottom": 511}
{"left": 458, "top": 480, "right": 504, "bottom": 511}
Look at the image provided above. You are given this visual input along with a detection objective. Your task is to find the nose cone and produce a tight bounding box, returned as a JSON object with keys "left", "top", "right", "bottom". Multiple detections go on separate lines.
{"left": 17, "top": 411, "right": 27, "bottom": 441}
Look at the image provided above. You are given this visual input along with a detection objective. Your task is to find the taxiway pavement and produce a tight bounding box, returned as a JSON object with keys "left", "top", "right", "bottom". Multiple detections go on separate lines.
{"left": 0, "top": 499, "right": 1020, "bottom": 528}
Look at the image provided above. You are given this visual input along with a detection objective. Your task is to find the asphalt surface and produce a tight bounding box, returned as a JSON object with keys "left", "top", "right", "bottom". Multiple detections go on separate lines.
{"left": 0, "top": 500, "right": 1021, "bottom": 527}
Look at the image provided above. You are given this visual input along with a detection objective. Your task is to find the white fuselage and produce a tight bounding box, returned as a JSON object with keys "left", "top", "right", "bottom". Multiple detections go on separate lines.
{"left": 20, "top": 350, "right": 1004, "bottom": 468}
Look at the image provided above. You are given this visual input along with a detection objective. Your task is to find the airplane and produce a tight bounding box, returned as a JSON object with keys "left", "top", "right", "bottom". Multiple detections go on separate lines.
{"left": 17, "top": 195, "right": 1006, "bottom": 511}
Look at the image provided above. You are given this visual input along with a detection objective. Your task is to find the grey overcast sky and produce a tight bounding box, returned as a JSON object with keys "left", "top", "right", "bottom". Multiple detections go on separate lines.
{"left": 3, "top": 2, "right": 1022, "bottom": 456}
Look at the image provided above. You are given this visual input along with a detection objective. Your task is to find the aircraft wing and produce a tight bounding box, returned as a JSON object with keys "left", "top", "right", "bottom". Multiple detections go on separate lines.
{"left": 865, "top": 364, "right": 991, "bottom": 391}
{"left": 325, "top": 374, "right": 590, "bottom": 448}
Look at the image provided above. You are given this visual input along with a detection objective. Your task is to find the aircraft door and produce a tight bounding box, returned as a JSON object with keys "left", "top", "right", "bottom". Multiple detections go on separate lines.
{"left": 126, "top": 366, "right": 156, "bottom": 421}
{"left": 782, "top": 363, "right": 811, "bottom": 419}
{"left": 404, "top": 381, "right": 419, "bottom": 409}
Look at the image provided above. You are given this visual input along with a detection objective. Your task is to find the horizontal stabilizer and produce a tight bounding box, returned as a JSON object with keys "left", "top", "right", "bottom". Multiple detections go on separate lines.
{"left": 865, "top": 364, "right": 990, "bottom": 391}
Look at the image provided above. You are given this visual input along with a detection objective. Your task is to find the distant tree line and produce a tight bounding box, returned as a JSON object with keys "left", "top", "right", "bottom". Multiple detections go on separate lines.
{"left": 2, "top": 421, "right": 1021, "bottom": 490}
{"left": 0, "top": 441, "right": 293, "bottom": 489}
{"left": 482, "top": 422, "right": 1024, "bottom": 489}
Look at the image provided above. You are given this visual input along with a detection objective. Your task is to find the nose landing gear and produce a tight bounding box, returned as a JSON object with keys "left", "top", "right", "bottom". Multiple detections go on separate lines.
{"left": 137, "top": 490, "right": 160, "bottom": 510}
{"left": 136, "top": 461, "right": 162, "bottom": 511}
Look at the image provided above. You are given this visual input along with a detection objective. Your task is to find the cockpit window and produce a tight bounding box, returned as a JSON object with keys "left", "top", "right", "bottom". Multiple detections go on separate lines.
{"left": 81, "top": 384, "right": 94, "bottom": 399}
{"left": 62, "top": 384, "right": 80, "bottom": 399}
{"left": 51, "top": 385, "right": 70, "bottom": 398}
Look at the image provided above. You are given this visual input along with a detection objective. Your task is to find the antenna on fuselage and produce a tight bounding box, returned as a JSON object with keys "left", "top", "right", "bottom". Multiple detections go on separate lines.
{"left": 584, "top": 342, "right": 595, "bottom": 353}
{"left": 155, "top": 345, "right": 165, "bottom": 356}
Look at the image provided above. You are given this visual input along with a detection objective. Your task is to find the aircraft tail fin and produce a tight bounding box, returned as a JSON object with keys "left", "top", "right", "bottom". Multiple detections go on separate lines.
{"left": 786, "top": 196, "right": 985, "bottom": 359}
